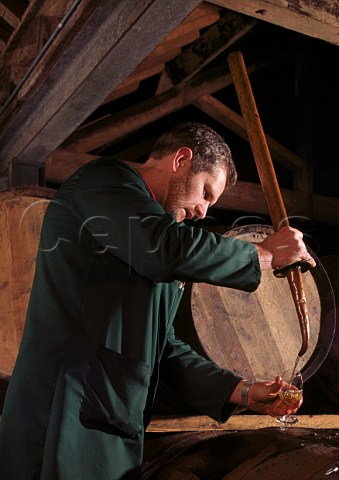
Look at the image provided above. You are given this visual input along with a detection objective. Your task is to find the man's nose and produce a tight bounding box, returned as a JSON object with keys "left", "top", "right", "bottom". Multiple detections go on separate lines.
{"left": 195, "top": 202, "right": 209, "bottom": 219}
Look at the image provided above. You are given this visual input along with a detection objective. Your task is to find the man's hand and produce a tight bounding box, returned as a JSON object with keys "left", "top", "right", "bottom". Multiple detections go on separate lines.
{"left": 230, "top": 377, "right": 303, "bottom": 418}
{"left": 246, "top": 376, "right": 303, "bottom": 417}
{"left": 255, "top": 226, "right": 316, "bottom": 271}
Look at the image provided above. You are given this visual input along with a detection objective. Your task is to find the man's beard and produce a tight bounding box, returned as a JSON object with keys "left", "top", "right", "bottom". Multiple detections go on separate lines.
{"left": 164, "top": 171, "right": 193, "bottom": 222}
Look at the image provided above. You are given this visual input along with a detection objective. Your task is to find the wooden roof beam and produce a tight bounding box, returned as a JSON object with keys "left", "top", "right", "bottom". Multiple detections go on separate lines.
{"left": 58, "top": 35, "right": 291, "bottom": 154}
{"left": 209, "top": 0, "right": 339, "bottom": 46}
{"left": 217, "top": 180, "right": 339, "bottom": 226}
{"left": 166, "top": 10, "right": 257, "bottom": 85}
{"left": 0, "top": 0, "right": 202, "bottom": 175}
{"left": 58, "top": 62, "right": 252, "bottom": 153}
{"left": 194, "top": 94, "right": 304, "bottom": 173}
{"left": 0, "top": 0, "right": 75, "bottom": 105}
{"left": 0, "top": 3, "right": 21, "bottom": 30}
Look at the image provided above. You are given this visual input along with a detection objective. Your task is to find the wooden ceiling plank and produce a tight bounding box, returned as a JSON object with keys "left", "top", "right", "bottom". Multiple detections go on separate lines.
{"left": 166, "top": 10, "right": 257, "bottom": 85}
{"left": 148, "top": 30, "right": 200, "bottom": 57}
{"left": 61, "top": 89, "right": 186, "bottom": 153}
{"left": 217, "top": 180, "right": 339, "bottom": 226}
{"left": 61, "top": 33, "right": 290, "bottom": 155}
{"left": 194, "top": 94, "right": 304, "bottom": 172}
{"left": 0, "top": 0, "right": 76, "bottom": 104}
{"left": 0, "top": 37, "right": 6, "bottom": 55}
{"left": 1, "top": 0, "right": 28, "bottom": 20}
{"left": 181, "top": 2, "right": 221, "bottom": 24}
{"left": 209, "top": 0, "right": 339, "bottom": 46}
{"left": 0, "top": 0, "right": 202, "bottom": 175}
{"left": 161, "top": 4, "right": 222, "bottom": 48}
{"left": 168, "top": 7, "right": 219, "bottom": 33}
{"left": 99, "top": 31, "right": 201, "bottom": 107}
{"left": 59, "top": 62, "right": 248, "bottom": 153}
{"left": 133, "top": 47, "right": 183, "bottom": 74}
{"left": 0, "top": 3, "right": 20, "bottom": 29}
{"left": 122, "top": 63, "right": 168, "bottom": 85}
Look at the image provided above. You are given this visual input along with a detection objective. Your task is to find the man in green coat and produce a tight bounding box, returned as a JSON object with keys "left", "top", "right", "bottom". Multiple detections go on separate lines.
{"left": 0, "top": 123, "right": 314, "bottom": 479}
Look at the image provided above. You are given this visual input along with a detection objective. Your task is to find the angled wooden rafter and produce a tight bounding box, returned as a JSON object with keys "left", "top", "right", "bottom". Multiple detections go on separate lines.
{"left": 166, "top": 9, "right": 257, "bottom": 85}
{"left": 58, "top": 63, "right": 252, "bottom": 153}
{"left": 194, "top": 94, "right": 304, "bottom": 173}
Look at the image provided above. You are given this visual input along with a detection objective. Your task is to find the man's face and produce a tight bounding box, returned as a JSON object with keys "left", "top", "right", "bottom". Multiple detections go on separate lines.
{"left": 164, "top": 167, "right": 227, "bottom": 222}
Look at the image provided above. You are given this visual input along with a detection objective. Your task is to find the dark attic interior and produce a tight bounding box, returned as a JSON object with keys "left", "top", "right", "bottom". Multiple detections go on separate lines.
{"left": 0, "top": 1, "right": 339, "bottom": 477}
{"left": 0, "top": 1, "right": 338, "bottom": 252}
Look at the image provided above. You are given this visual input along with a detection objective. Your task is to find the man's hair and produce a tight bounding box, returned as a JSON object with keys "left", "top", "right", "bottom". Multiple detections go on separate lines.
{"left": 150, "top": 122, "right": 237, "bottom": 188}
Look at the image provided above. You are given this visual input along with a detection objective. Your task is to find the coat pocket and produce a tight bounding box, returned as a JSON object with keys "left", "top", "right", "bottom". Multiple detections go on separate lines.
{"left": 80, "top": 347, "right": 150, "bottom": 438}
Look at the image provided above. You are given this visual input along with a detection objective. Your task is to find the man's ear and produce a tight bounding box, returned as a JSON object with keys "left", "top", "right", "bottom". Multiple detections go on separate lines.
{"left": 172, "top": 147, "right": 193, "bottom": 173}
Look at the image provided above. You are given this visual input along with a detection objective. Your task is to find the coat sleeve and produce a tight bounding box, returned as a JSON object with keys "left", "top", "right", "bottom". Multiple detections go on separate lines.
{"left": 158, "top": 325, "right": 242, "bottom": 422}
{"left": 69, "top": 160, "right": 261, "bottom": 291}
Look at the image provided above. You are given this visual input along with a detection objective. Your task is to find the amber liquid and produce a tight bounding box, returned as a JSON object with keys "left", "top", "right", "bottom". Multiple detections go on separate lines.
{"left": 289, "top": 355, "right": 302, "bottom": 385}
{"left": 280, "top": 356, "right": 303, "bottom": 405}
{"left": 279, "top": 389, "right": 303, "bottom": 404}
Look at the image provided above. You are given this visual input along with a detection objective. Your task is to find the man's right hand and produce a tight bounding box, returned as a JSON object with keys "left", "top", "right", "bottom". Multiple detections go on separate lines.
{"left": 255, "top": 226, "right": 316, "bottom": 272}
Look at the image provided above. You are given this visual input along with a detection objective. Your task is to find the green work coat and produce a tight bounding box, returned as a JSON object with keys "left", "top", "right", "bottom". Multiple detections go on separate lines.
{"left": 0, "top": 158, "right": 261, "bottom": 479}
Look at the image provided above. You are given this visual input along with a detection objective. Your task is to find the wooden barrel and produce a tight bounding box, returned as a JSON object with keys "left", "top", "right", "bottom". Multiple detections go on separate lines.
{"left": 319, "top": 254, "right": 339, "bottom": 348}
{"left": 142, "top": 428, "right": 339, "bottom": 479}
{"left": 174, "top": 225, "right": 336, "bottom": 384}
{"left": 0, "top": 187, "right": 54, "bottom": 383}
{"left": 302, "top": 253, "right": 339, "bottom": 413}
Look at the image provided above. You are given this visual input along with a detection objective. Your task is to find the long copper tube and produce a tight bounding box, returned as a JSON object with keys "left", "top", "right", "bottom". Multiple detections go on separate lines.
{"left": 227, "top": 51, "right": 309, "bottom": 357}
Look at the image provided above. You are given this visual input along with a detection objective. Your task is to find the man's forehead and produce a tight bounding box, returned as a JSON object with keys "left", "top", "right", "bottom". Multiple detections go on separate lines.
{"left": 208, "top": 167, "right": 227, "bottom": 187}
{"left": 202, "top": 168, "right": 227, "bottom": 201}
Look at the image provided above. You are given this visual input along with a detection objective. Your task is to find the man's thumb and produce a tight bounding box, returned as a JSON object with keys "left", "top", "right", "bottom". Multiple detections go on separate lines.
{"left": 264, "top": 376, "right": 282, "bottom": 397}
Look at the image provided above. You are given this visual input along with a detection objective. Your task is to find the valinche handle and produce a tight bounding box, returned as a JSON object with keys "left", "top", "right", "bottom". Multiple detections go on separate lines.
{"left": 273, "top": 261, "right": 313, "bottom": 278}
{"left": 228, "top": 51, "right": 310, "bottom": 358}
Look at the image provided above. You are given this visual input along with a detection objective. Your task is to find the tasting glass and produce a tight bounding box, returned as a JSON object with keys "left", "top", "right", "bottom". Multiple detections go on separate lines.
{"left": 276, "top": 369, "right": 303, "bottom": 425}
